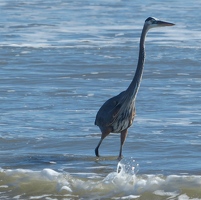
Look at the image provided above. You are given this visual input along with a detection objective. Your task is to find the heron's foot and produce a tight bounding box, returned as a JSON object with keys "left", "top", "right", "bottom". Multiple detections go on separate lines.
{"left": 117, "top": 155, "right": 123, "bottom": 161}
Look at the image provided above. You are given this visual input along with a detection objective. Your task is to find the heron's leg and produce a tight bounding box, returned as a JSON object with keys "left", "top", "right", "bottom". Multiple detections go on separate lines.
{"left": 95, "top": 129, "right": 110, "bottom": 157}
{"left": 95, "top": 139, "right": 102, "bottom": 157}
{"left": 118, "top": 129, "right": 128, "bottom": 160}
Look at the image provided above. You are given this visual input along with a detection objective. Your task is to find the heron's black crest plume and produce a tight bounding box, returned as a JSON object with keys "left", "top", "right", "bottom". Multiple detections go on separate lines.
{"left": 145, "top": 17, "right": 155, "bottom": 22}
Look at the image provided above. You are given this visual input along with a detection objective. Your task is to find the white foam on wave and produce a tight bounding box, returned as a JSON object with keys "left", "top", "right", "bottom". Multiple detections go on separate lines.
{"left": 0, "top": 159, "right": 201, "bottom": 199}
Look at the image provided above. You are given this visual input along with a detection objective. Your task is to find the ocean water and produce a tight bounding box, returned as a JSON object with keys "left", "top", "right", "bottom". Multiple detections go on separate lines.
{"left": 0, "top": 0, "right": 201, "bottom": 199}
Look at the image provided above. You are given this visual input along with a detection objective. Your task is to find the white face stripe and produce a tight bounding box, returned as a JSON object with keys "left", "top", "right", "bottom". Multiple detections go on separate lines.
{"left": 151, "top": 17, "right": 159, "bottom": 21}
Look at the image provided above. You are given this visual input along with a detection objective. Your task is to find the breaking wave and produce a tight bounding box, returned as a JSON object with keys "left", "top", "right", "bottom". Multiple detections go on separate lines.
{"left": 0, "top": 158, "right": 201, "bottom": 199}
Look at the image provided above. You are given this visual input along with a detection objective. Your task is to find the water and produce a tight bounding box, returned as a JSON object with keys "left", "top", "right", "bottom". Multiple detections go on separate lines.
{"left": 0, "top": 0, "right": 201, "bottom": 199}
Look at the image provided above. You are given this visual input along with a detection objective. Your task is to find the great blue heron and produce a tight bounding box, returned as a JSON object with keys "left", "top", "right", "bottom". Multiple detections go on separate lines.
{"left": 94, "top": 17, "right": 174, "bottom": 160}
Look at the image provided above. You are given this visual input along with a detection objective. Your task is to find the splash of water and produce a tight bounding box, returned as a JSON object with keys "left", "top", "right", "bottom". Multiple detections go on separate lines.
{"left": 100, "top": 157, "right": 139, "bottom": 197}
{"left": 117, "top": 157, "right": 139, "bottom": 175}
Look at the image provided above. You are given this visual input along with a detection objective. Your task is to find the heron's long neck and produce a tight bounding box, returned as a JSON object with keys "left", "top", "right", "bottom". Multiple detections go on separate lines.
{"left": 126, "top": 25, "right": 148, "bottom": 99}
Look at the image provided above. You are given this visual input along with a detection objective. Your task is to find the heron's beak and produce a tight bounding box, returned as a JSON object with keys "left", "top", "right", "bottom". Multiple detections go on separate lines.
{"left": 156, "top": 20, "right": 175, "bottom": 27}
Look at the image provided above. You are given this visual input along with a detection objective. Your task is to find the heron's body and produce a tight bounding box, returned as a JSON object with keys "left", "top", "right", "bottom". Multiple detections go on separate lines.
{"left": 95, "top": 17, "right": 174, "bottom": 159}
{"left": 95, "top": 90, "right": 135, "bottom": 133}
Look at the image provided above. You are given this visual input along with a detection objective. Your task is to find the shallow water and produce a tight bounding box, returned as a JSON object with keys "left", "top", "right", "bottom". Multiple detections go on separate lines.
{"left": 0, "top": 0, "right": 201, "bottom": 199}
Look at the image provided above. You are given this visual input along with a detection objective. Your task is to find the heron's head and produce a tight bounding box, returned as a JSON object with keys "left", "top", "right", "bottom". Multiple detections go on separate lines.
{"left": 144, "top": 17, "right": 175, "bottom": 30}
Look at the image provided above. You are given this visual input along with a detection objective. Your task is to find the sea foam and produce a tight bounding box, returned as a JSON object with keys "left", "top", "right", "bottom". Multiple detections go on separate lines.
{"left": 0, "top": 158, "right": 201, "bottom": 199}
